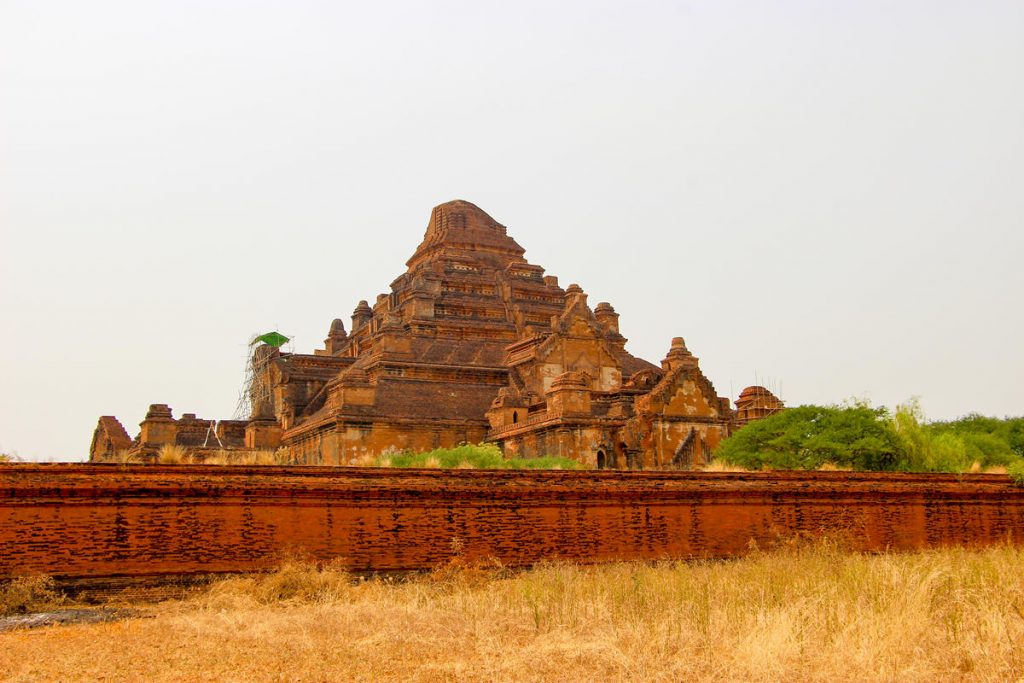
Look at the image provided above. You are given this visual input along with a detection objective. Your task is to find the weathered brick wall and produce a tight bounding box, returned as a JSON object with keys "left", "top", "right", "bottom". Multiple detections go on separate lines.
{"left": 2, "top": 464, "right": 1024, "bottom": 585}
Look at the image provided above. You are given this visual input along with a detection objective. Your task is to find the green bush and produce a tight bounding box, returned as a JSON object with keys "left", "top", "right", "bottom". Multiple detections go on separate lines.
{"left": 715, "top": 404, "right": 900, "bottom": 471}
{"left": 376, "top": 443, "right": 581, "bottom": 470}
{"left": 1009, "top": 461, "right": 1024, "bottom": 487}
{"left": 927, "top": 413, "right": 1024, "bottom": 465}
{"left": 717, "top": 399, "right": 1024, "bottom": 474}
{"left": 889, "top": 400, "right": 974, "bottom": 472}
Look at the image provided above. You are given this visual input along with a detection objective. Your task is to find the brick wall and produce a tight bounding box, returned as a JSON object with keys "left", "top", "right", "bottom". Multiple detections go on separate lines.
{"left": 2, "top": 465, "right": 1023, "bottom": 585}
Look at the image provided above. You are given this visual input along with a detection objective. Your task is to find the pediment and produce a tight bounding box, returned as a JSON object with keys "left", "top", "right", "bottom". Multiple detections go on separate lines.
{"left": 627, "top": 369, "right": 662, "bottom": 389}
{"left": 638, "top": 366, "right": 723, "bottom": 419}
{"left": 569, "top": 351, "right": 598, "bottom": 376}
{"left": 664, "top": 379, "right": 718, "bottom": 418}
{"left": 567, "top": 316, "right": 597, "bottom": 338}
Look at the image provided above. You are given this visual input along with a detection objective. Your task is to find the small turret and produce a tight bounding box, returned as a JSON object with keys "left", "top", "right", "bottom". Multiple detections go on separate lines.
{"left": 545, "top": 371, "right": 591, "bottom": 417}
{"left": 562, "top": 283, "right": 588, "bottom": 315}
{"left": 661, "top": 337, "right": 698, "bottom": 372}
{"left": 139, "top": 404, "right": 176, "bottom": 448}
{"left": 351, "top": 300, "right": 373, "bottom": 331}
{"left": 323, "top": 318, "right": 348, "bottom": 355}
{"left": 594, "top": 302, "right": 620, "bottom": 335}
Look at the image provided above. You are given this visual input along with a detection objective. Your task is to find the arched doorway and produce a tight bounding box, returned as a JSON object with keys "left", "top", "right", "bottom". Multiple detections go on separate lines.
{"left": 596, "top": 450, "right": 606, "bottom": 469}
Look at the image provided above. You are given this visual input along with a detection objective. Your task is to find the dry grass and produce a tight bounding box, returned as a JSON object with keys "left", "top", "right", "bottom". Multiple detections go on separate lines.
{"left": 817, "top": 462, "right": 854, "bottom": 471}
{"left": 156, "top": 444, "right": 188, "bottom": 464}
{"left": 0, "top": 575, "right": 65, "bottom": 616}
{"left": 200, "top": 449, "right": 291, "bottom": 466}
{"left": 201, "top": 557, "right": 353, "bottom": 606}
{"left": 90, "top": 449, "right": 145, "bottom": 464}
{"left": 699, "top": 460, "right": 751, "bottom": 472}
{"left": 4, "top": 543, "right": 1024, "bottom": 681}
{"left": 111, "top": 447, "right": 296, "bottom": 466}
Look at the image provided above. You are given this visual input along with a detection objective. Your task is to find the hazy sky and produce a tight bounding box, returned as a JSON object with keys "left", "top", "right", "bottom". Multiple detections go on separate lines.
{"left": 1, "top": 1, "right": 1022, "bottom": 461}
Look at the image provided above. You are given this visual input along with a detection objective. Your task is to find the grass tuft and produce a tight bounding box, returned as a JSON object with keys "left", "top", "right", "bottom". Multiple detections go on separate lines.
{"left": 201, "top": 449, "right": 291, "bottom": 466}
{"left": 201, "top": 558, "right": 351, "bottom": 608}
{"left": 699, "top": 460, "right": 750, "bottom": 472}
{"left": 817, "top": 462, "right": 853, "bottom": 471}
{"left": 92, "top": 449, "right": 146, "bottom": 464}
{"left": 0, "top": 575, "right": 65, "bottom": 616}
{"left": 157, "top": 444, "right": 189, "bottom": 464}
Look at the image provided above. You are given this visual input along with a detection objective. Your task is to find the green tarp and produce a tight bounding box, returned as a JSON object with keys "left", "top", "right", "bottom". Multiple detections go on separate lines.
{"left": 253, "top": 331, "right": 290, "bottom": 348}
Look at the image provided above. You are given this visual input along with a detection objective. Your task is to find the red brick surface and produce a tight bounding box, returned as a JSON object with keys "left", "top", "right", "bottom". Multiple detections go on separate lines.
{"left": 90, "top": 201, "right": 784, "bottom": 469}
{"left": 2, "top": 465, "right": 1023, "bottom": 584}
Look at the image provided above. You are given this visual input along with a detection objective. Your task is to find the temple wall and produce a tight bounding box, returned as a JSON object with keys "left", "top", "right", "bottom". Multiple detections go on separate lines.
{"left": 646, "top": 419, "right": 731, "bottom": 469}
{"left": 535, "top": 338, "right": 621, "bottom": 394}
{"left": 501, "top": 426, "right": 609, "bottom": 466}
{"left": 498, "top": 420, "right": 731, "bottom": 470}
{"left": 3, "top": 465, "right": 1024, "bottom": 586}
{"left": 285, "top": 422, "right": 490, "bottom": 465}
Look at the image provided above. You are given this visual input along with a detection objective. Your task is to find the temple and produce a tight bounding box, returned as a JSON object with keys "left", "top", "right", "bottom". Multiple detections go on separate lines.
{"left": 90, "top": 200, "right": 782, "bottom": 468}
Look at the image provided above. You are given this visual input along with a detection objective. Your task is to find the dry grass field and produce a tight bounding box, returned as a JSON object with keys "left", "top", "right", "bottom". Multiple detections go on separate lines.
{"left": 3, "top": 541, "right": 1024, "bottom": 682}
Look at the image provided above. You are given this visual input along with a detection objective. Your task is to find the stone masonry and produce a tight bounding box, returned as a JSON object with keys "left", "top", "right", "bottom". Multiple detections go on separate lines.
{"left": 90, "top": 200, "right": 782, "bottom": 468}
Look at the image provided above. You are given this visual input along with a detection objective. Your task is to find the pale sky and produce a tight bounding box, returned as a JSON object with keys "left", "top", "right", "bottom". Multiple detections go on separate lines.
{"left": 1, "top": 1, "right": 1022, "bottom": 461}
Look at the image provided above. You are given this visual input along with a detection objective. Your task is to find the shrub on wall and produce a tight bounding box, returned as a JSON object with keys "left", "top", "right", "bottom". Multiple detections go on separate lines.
{"left": 375, "top": 443, "right": 581, "bottom": 470}
{"left": 1009, "top": 461, "right": 1024, "bottom": 486}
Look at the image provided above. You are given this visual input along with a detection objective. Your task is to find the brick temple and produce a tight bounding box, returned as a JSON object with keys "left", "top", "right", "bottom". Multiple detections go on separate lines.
{"left": 90, "top": 200, "right": 782, "bottom": 468}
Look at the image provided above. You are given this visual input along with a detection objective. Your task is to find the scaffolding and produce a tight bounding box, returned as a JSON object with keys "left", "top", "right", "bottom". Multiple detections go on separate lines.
{"left": 233, "top": 331, "right": 292, "bottom": 421}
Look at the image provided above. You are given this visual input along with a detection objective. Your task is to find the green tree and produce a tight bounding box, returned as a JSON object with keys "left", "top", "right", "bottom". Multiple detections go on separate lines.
{"left": 715, "top": 404, "right": 900, "bottom": 471}
{"left": 717, "top": 401, "right": 1024, "bottom": 473}
{"left": 927, "top": 413, "right": 1024, "bottom": 465}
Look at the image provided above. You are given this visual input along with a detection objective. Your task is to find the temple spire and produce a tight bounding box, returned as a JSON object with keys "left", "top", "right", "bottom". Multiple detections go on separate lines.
{"left": 405, "top": 199, "right": 526, "bottom": 270}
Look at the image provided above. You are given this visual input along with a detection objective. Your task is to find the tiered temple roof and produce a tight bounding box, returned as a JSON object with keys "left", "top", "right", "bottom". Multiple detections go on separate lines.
{"left": 90, "top": 200, "right": 782, "bottom": 468}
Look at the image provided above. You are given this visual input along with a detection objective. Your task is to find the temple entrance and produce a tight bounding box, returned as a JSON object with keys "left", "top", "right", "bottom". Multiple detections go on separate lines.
{"left": 596, "top": 450, "right": 606, "bottom": 469}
